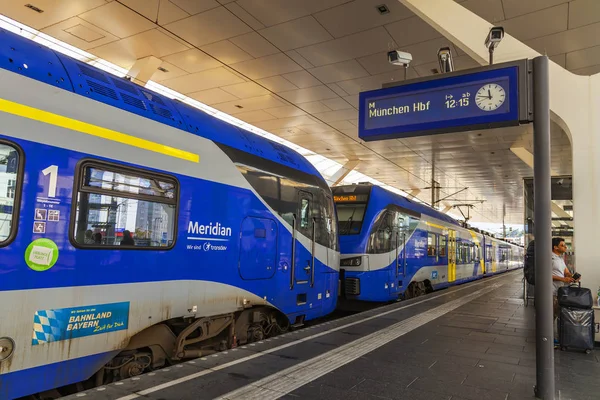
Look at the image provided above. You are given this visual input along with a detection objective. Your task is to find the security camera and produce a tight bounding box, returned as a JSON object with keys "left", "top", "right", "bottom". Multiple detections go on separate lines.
{"left": 437, "top": 47, "right": 454, "bottom": 73}
{"left": 388, "top": 50, "right": 412, "bottom": 66}
{"left": 484, "top": 26, "right": 504, "bottom": 50}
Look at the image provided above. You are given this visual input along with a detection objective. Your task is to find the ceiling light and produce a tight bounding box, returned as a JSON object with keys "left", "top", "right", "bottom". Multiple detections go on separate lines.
{"left": 24, "top": 4, "right": 44, "bottom": 13}
{"left": 376, "top": 4, "right": 390, "bottom": 14}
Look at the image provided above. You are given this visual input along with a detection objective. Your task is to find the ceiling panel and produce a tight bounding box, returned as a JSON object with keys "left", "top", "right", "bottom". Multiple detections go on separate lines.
{"left": 308, "top": 60, "right": 369, "bottom": 84}
{"left": 264, "top": 105, "right": 306, "bottom": 118}
{"left": 568, "top": 0, "right": 600, "bottom": 29}
{"left": 229, "top": 32, "right": 279, "bottom": 58}
{"left": 278, "top": 85, "right": 339, "bottom": 104}
{"left": 200, "top": 40, "right": 253, "bottom": 64}
{"left": 211, "top": 94, "right": 288, "bottom": 114}
{"left": 282, "top": 70, "right": 321, "bottom": 88}
{"left": 187, "top": 87, "right": 239, "bottom": 104}
{"left": 566, "top": 45, "right": 600, "bottom": 71}
{"left": 459, "top": 0, "right": 505, "bottom": 23}
{"left": 501, "top": 3, "right": 568, "bottom": 41}
{"left": 41, "top": 17, "right": 119, "bottom": 50}
{"left": 313, "top": 0, "right": 413, "bottom": 38}
{"left": 295, "top": 27, "right": 395, "bottom": 67}
{"left": 90, "top": 28, "right": 189, "bottom": 68}
{"left": 385, "top": 16, "right": 443, "bottom": 48}
{"left": 169, "top": 0, "right": 220, "bottom": 15}
{"left": 221, "top": 81, "right": 271, "bottom": 98}
{"left": 156, "top": 0, "right": 191, "bottom": 25}
{"left": 256, "top": 75, "right": 298, "bottom": 92}
{"left": 526, "top": 21, "right": 600, "bottom": 56}
{"left": 163, "top": 6, "right": 252, "bottom": 47}
{"left": 223, "top": 2, "right": 266, "bottom": 30}
{"left": 234, "top": 0, "right": 349, "bottom": 27}
{"left": 0, "top": 0, "right": 107, "bottom": 30}
{"left": 259, "top": 16, "right": 333, "bottom": 52}
{"left": 160, "top": 67, "right": 246, "bottom": 93}
{"left": 162, "top": 48, "right": 223, "bottom": 73}
{"left": 501, "top": 0, "right": 570, "bottom": 19}
{"left": 79, "top": 1, "right": 155, "bottom": 38}
{"left": 231, "top": 53, "right": 303, "bottom": 79}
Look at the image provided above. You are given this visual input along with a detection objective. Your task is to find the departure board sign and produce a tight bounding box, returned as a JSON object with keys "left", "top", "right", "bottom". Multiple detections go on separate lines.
{"left": 358, "top": 60, "right": 530, "bottom": 141}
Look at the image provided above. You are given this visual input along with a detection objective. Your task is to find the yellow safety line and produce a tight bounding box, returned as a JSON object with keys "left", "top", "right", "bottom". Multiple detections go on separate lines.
{"left": 0, "top": 98, "right": 199, "bottom": 163}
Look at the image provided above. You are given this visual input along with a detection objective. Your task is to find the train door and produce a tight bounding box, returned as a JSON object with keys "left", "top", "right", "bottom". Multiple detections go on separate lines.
{"left": 391, "top": 212, "right": 408, "bottom": 292}
{"left": 293, "top": 191, "right": 316, "bottom": 288}
{"left": 448, "top": 229, "right": 456, "bottom": 283}
{"left": 239, "top": 217, "right": 277, "bottom": 280}
{"left": 491, "top": 242, "right": 497, "bottom": 273}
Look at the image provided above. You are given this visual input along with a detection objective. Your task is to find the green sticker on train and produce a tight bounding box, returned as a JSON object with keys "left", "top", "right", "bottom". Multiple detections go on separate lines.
{"left": 25, "top": 238, "right": 59, "bottom": 271}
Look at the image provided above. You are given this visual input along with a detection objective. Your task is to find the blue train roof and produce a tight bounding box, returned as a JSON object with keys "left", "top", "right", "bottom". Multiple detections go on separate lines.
{"left": 0, "top": 28, "right": 322, "bottom": 179}
{"left": 371, "top": 186, "right": 462, "bottom": 227}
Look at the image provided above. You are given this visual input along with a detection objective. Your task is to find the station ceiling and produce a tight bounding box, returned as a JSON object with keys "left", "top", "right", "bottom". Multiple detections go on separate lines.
{"left": 0, "top": 0, "right": 588, "bottom": 225}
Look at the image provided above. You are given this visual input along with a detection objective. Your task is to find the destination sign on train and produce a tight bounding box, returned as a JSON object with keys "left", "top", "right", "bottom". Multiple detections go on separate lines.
{"left": 334, "top": 194, "right": 368, "bottom": 203}
{"left": 358, "top": 64, "right": 523, "bottom": 141}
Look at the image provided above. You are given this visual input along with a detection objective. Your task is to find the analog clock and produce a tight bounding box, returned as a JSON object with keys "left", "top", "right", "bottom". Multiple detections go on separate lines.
{"left": 475, "top": 83, "right": 506, "bottom": 111}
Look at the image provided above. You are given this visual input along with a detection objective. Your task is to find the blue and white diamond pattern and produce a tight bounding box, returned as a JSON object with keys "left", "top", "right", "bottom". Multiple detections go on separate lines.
{"left": 32, "top": 309, "right": 68, "bottom": 346}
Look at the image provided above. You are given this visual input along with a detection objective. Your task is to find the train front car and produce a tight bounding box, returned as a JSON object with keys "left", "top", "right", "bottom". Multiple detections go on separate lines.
{"left": 0, "top": 28, "right": 339, "bottom": 399}
{"left": 333, "top": 184, "right": 500, "bottom": 303}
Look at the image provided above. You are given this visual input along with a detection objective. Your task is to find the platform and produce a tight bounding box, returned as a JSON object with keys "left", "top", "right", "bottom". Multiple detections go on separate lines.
{"left": 65, "top": 271, "right": 599, "bottom": 400}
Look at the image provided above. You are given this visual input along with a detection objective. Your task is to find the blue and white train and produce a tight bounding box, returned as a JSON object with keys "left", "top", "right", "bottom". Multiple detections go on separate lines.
{"left": 0, "top": 28, "right": 339, "bottom": 399}
{"left": 333, "top": 184, "right": 523, "bottom": 302}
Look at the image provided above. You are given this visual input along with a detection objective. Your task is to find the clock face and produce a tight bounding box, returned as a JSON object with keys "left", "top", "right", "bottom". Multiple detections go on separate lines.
{"left": 475, "top": 83, "right": 506, "bottom": 111}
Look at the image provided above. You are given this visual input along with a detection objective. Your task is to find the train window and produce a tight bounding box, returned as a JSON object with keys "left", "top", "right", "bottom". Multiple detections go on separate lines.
{"left": 427, "top": 233, "right": 437, "bottom": 257}
{"left": 336, "top": 202, "right": 367, "bottom": 235}
{"left": 466, "top": 243, "right": 472, "bottom": 263}
{"left": 0, "top": 142, "right": 22, "bottom": 246}
{"left": 300, "top": 198, "right": 310, "bottom": 229}
{"left": 71, "top": 161, "right": 178, "bottom": 249}
{"left": 439, "top": 235, "right": 447, "bottom": 257}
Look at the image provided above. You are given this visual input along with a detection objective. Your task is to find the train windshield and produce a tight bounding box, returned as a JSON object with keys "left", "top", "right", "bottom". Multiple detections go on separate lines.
{"left": 336, "top": 202, "right": 367, "bottom": 235}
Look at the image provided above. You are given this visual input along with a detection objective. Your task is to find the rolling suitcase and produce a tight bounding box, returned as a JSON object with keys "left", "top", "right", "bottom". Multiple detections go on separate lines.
{"left": 559, "top": 307, "right": 594, "bottom": 354}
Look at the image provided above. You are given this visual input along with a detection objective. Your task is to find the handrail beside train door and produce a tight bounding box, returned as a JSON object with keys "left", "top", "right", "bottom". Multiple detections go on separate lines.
{"left": 403, "top": 233, "right": 407, "bottom": 276}
{"left": 290, "top": 215, "right": 296, "bottom": 290}
{"left": 310, "top": 217, "right": 316, "bottom": 287}
{"left": 395, "top": 230, "right": 399, "bottom": 277}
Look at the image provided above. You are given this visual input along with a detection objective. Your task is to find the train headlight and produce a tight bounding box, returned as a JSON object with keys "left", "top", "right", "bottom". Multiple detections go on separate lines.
{"left": 340, "top": 256, "right": 362, "bottom": 267}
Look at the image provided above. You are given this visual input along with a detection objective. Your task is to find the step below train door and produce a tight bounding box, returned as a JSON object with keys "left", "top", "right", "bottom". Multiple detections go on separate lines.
{"left": 448, "top": 229, "right": 456, "bottom": 283}
{"left": 239, "top": 217, "right": 278, "bottom": 280}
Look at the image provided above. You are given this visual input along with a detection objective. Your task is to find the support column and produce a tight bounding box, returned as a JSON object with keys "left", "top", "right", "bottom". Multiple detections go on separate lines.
{"left": 330, "top": 159, "right": 360, "bottom": 186}
{"left": 533, "top": 56, "right": 554, "bottom": 400}
{"left": 127, "top": 56, "right": 162, "bottom": 86}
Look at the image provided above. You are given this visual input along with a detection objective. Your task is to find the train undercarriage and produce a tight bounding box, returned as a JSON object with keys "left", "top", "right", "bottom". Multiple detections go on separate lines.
{"left": 29, "top": 306, "right": 289, "bottom": 400}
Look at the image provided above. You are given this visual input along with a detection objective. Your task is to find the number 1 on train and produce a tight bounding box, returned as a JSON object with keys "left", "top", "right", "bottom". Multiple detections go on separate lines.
{"left": 42, "top": 165, "right": 58, "bottom": 198}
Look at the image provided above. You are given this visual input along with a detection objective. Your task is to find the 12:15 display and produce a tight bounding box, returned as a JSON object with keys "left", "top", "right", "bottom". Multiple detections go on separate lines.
{"left": 445, "top": 95, "right": 470, "bottom": 109}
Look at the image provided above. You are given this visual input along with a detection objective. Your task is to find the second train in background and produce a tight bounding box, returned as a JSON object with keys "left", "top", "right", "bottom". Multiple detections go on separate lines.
{"left": 334, "top": 184, "right": 523, "bottom": 302}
